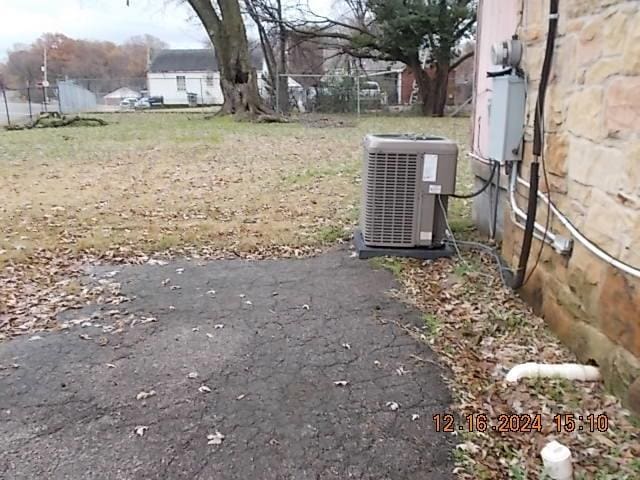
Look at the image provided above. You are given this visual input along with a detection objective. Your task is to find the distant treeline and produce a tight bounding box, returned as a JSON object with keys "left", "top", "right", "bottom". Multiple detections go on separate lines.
{"left": 0, "top": 33, "right": 167, "bottom": 89}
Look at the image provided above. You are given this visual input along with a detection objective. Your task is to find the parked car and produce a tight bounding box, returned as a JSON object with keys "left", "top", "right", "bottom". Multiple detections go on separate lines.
{"left": 148, "top": 96, "right": 164, "bottom": 107}
{"left": 360, "top": 81, "right": 381, "bottom": 97}
{"left": 119, "top": 97, "right": 137, "bottom": 108}
{"left": 134, "top": 97, "right": 150, "bottom": 109}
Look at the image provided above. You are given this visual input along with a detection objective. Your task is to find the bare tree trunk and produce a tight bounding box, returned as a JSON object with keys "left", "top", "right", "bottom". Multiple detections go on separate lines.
{"left": 408, "top": 55, "right": 435, "bottom": 116}
{"left": 275, "top": 0, "right": 289, "bottom": 114}
{"left": 432, "top": 63, "right": 450, "bottom": 117}
{"left": 188, "top": 0, "right": 270, "bottom": 116}
{"left": 244, "top": 0, "right": 277, "bottom": 107}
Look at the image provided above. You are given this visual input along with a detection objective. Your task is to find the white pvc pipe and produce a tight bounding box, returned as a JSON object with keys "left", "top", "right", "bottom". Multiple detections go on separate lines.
{"left": 469, "top": 151, "right": 556, "bottom": 244}
{"left": 516, "top": 175, "right": 640, "bottom": 279}
{"left": 509, "top": 168, "right": 557, "bottom": 244}
{"left": 541, "top": 441, "right": 573, "bottom": 480}
{"left": 505, "top": 362, "right": 601, "bottom": 383}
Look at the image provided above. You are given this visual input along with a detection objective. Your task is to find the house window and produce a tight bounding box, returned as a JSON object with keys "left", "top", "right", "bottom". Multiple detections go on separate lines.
{"left": 176, "top": 75, "right": 186, "bottom": 91}
{"left": 206, "top": 74, "right": 214, "bottom": 87}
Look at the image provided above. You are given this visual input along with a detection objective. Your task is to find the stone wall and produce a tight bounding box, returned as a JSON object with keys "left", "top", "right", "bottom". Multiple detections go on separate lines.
{"left": 499, "top": 0, "right": 640, "bottom": 410}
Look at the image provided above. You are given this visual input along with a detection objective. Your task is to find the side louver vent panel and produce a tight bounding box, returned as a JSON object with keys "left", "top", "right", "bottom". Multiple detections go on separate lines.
{"left": 363, "top": 152, "right": 418, "bottom": 247}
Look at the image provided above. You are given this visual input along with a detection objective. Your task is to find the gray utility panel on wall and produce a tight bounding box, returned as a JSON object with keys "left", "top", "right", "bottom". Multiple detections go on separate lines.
{"left": 488, "top": 74, "right": 526, "bottom": 163}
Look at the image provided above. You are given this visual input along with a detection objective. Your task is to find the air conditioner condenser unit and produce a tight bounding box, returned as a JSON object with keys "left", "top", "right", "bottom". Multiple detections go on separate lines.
{"left": 354, "top": 134, "right": 458, "bottom": 259}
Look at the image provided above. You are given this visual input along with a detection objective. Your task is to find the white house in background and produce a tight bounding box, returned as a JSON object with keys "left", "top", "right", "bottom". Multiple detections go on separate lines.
{"left": 147, "top": 49, "right": 223, "bottom": 105}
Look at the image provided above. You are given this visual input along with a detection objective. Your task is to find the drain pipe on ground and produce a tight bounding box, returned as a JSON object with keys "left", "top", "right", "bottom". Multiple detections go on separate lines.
{"left": 505, "top": 362, "right": 601, "bottom": 383}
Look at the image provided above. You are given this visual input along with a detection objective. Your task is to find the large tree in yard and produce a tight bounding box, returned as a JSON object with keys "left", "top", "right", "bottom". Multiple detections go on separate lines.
{"left": 290, "top": 0, "right": 476, "bottom": 116}
{"left": 187, "top": 0, "right": 270, "bottom": 116}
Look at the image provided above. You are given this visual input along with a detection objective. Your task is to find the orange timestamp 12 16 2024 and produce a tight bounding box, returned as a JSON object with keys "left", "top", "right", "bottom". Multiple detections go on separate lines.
{"left": 433, "top": 413, "right": 610, "bottom": 434}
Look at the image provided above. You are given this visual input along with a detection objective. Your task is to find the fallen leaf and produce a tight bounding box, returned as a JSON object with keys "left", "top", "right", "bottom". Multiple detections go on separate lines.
{"left": 207, "top": 431, "right": 225, "bottom": 446}
{"left": 198, "top": 385, "right": 211, "bottom": 393}
{"left": 236, "top": 394, "right": 246, "bottom": 400}
{"left": 386, "top": 402, "right": 399, "bottom": 411}
{"left": 148, "top": 259, "right": 168, "bottom": 266}
{"left": 136, "top": 390, "right": 157, "bottom": 400}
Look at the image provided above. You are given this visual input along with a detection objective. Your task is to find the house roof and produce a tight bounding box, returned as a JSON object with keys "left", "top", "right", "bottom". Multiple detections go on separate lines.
{"left": 104, "top": 87, "right": 139, "bottom": 99}
{"left": 149, "top": 49, "right": 218, "bottom": 73}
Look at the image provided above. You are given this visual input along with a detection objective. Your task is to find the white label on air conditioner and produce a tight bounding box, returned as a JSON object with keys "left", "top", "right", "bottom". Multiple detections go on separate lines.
{"left": 422, "top": 154, "right": 438, "bottom": 182}
{"left": 420, "top": 231, "right": 433, "bottom": 241}
{"left": 429, "top": 184, "right": 442, "bottom": 194}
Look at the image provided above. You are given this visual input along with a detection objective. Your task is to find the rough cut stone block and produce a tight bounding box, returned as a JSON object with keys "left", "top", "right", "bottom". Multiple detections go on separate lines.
{"left": 576, "top": 16, "right": 604, "bottom": 65}
{"left": 622, "top": 10, "right": 640, "bottom": 74}
{"left": 605, "top": 77, "right": 640, "bottom": 136}
{"left": 566, "top": 87, "right": 606, "bottom": 140}
{"left": 603, "top": 10, "right": 630, "bottom": 56}
{"left": 599, "top": 267, "right": 640, "bottom": 356}
{"left": 585, "top": 58, "right": 624, "bottom": 84}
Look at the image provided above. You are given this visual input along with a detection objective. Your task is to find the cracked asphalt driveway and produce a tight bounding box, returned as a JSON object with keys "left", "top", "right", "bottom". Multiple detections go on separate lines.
{"left": 0, "top": 248, "right": 453, "bottom": 479}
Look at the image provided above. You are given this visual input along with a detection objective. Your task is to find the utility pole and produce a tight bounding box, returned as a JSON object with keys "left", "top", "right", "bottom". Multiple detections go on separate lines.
{"left": 41, "top": 46, "right": 49, "bottom": 106}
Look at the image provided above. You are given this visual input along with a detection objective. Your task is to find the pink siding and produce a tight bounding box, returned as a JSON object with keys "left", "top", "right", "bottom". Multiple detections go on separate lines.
{"left": 472, "top": 0, "right": 521, "bottom": 156}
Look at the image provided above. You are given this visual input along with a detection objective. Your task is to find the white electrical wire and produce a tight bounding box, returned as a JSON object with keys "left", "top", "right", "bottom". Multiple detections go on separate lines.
{"left": 516, "top": 175, "right": 640, "bottom": 279}
{"left": 470, "top": 151, "right": 556, "bottom": 244}
{"left": 509, "top": 167, "right": 556, "bottom": 244}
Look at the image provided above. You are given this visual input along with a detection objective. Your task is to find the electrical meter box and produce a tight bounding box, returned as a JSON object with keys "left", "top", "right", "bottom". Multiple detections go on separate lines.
{"left": 489, "top": 74, "right": 526, "bottom": 163}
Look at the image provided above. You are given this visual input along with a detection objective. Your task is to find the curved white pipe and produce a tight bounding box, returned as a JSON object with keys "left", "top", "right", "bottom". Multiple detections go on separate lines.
{"left": 517, "top": 175, "right": 640, "bottom": 279}
{"left": 505, "top": 362, "right": 601, "bottom": 383}
{"left": 509, "top": 168, "right": 556, "bottom": 243}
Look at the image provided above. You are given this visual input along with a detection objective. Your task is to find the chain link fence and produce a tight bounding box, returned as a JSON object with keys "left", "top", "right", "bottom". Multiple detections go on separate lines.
{"left": 0, "top": 84, "right": 55, "bottom": 126}
{"left": 275, "top": 72, "right": 409, "bottom": 116}
{"left": 273, "top": 70, "right": 473, "bottom": 117}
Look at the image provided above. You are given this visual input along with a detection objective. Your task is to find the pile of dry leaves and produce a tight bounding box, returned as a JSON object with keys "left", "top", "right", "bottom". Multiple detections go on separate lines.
{"left": 385, "top": 251, "right": 640, "bottom": 479}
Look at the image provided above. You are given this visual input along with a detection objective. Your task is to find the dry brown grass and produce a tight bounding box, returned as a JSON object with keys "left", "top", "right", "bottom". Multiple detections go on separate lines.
{"left": 0, "top": 112, "right": 471, "bottom": 264}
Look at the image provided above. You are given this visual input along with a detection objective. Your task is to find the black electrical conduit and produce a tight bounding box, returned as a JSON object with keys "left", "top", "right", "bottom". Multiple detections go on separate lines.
{"left": 451, "top": 160, "right": 498, "bottom": 199}
{"left": 512, "top": 0, "right": 558, "bottom": 289}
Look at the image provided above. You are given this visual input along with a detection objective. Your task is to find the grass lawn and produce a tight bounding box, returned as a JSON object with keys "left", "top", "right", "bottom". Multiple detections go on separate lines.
{"left": 0, "top": 112, "right": 473, "bottom": 264}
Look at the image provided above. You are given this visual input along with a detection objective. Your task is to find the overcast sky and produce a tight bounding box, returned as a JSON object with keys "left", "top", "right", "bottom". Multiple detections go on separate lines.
{"left": 0, "top": 0, "right": 332, "bottom": 61}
